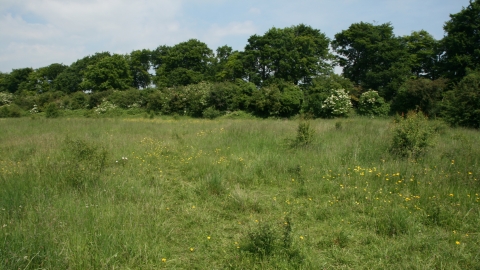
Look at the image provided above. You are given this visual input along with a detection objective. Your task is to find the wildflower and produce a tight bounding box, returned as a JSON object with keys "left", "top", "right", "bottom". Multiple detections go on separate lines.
{"left": 300, "top": 236, "right": 304, "bottom": 240}
{"left": 456, "top": 241, "right": 460, "bottom": 245}
{"left": 162, "top": 258, "right": 167, "bottom": 262}
{"left": 207, "top": 236, "right": 211, "bottom": 240}
{"left": 449, "top": 194, "right": 454, "bottom": 197}
{"left": 190, "top": 247, "right": 194, "bottom": 252}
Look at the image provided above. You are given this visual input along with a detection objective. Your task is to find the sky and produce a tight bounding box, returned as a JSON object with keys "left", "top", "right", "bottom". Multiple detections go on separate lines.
{"left": 0, "top": 0, "right": 472, "bottom": 73}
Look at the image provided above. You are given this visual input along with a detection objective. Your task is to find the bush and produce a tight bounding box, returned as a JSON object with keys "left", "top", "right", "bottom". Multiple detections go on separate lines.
{"left": 202, "top": 106, "right": 223, "bottom": 119}
{"left": 357, "top": 90, "right": 390, "bottom": 117}
{"left": 321, "top": 88, "right": 352, "bottom": 118}
{"left": 289, "top": 121, "right": 315, "bottom": 148}
{"left": 442, "top": 70, "right": 480, "bottom": 128}
{"left": 390, "top": 111, "right": 436, "bottom": 158}
{"left": 0, "top": 104, "right": 23, "bottom": 118}
{"left": 45, "top": 103, "right": 60, "bottom": 118}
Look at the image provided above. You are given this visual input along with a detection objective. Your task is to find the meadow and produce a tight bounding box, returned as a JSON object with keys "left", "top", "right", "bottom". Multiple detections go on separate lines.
{"left": 0, "top": 116, "right": 479, "bottom": 269}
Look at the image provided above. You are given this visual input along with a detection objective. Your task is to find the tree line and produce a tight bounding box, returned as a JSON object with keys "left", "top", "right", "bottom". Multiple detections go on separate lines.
{"left": 1, "top": 0, "right": 480, "bottom": 128}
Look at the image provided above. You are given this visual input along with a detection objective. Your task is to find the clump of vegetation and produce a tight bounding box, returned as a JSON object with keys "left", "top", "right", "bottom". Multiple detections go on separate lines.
{"left": 202, "top": 106, "right": 222, "bottom": 119}
{"left": 390, "top": 111, "right": 436, "bottom": 158}
{"left": 45, "top": 102, "right": 60, "bottom": 118}
{"left": 290, "top": 121, "right": 315, "bottom": 147}
{"left": 357, "top": 90, "right": 390, "bottom": 117}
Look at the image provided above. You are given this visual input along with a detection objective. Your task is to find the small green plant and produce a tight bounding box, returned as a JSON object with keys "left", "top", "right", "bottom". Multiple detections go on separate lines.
{"left": 390, "top": 111, "right": 436, "bottom": 158}
{"left": 202, "top": 106, "right": 222, "bottom": 119}
{"left": 45, "top": 103, "right": 60, "bottom": 118}
{"left": 335, "top": 121, "right": 342, "bottom": 130}
{"left": 291, "top": 121, "right": 315, "bottom": 147}
{"left": 243, "top": 223, "right": 278, "bottom": 257}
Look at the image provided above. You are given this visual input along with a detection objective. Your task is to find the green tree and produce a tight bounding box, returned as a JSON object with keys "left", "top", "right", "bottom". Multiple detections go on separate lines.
{"left": 403, "top": 30, "right": 441, "bottom": 79}
{"left": 54, "top": 52, "right": 111, "bottom": 93}
{"left": 332, "top": 22, "right": 411, "bottom": 100}
{"left": 442, "top": 0, "right": 480, "bottom": 82}
{"left": 20, "top": 63, "right": 67, "bottom": 93}
{"left": 128, "top": 49, "right": 152, "bottom": 89}
{"left": 152, "top": 39, "right": 214, "bottom": 87}
{"left": 243, "top": 24, "right": 332, "bottom": 86}
{"left": 1, "top": 68, "right": 34, "bottom": 93}
{"left": 442, "top": 70, "right": 480, "bottom": 128}
{"left": 392, "top": 78, "right": 448, "bottom": 117}
{"left": 80, "top": 54, "right": 133, "bottom": 91}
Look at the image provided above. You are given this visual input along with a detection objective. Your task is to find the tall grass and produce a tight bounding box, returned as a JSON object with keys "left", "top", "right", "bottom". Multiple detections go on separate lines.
{"left": 0, "top": 117, "right": 479, "bottom": 269}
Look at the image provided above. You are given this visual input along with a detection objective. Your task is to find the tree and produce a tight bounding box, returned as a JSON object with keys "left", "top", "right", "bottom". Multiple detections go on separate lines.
{"left": 152, "top": 39, "right": 214, "bottom": 87}
{"left": 403, "top": 30, "right": 441, "bottom": 79}
{"left": 20, "top": 63, "right": 67, "bottom": 93}
{"left": 128, "top": 49, "right": 152, "bottom": 89}
{"left": 332, "top": 22, "right": 411, "bottom": 100}
{"left": 54, "top": 52, "right": 111, "bottom": 93}
{"left": 0, "top": 68, "right": 34, "bottom": 93}
{"left": 442, "top": 70, "right": 480, "bottom": 128}
{"left": 243, "top": 24, "right": 332, "bottom": 86}
{"left": 442, "top": 0, "right": 480, "bottom": 82}
{"left": 80, "top": 54, "right": 133, "bottom": 91}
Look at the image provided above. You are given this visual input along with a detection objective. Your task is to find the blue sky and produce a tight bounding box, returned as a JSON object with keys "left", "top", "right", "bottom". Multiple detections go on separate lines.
{"left": 0, "top": 0, "right": 472, "bottom": 73}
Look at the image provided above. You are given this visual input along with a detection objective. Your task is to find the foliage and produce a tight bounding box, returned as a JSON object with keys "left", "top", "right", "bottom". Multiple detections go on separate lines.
{"left": 303, "top": 74, "right": 355, "bottom": 117}
{"left": 442, "top": 0, "right": 480, "bottom": 81}
{"left": 45, "top": 102, "right": 60, "bottom": 118}
{"left": 94, "top": 99, "right": 118, "bottom": 114}
{"left": 442, "top": 70, "right": 480, "bottom": 128}
{"left": 291, "top": 121, "right": 315, "bottom": 147}
{"left": 243, "top": 24, "right": 332, "bottom": 86}
{"left": 332, "top": 22, "right": 411, "bottom": 100}
{"left": 358, "top": 90, "right": 390, "bottom": 117}
{"left": 0, "top": 104, "right": 23, "bottom": 118}
{"left": 202, "top": 106, "right": 223, "bottom": 119}
{"left": 390, "top": 111, "right": 437, "bottom": 158}
{"left": 128, "top": 49, "right": 152, "bottom": 89}
{"left": 403, "top": 30, "right": 441, "bottom": 79}
{"left": 0, "top": 68, "right": 33, "bottom": 93}
{"left": 321, "top": 88, "right": 352, "bottom": 117}
{"left": 252, "top": 81, "right": 303, "bottom": 117}
{"left": 392, "top": 78, "right": 448, "bottom": 116}
{"left": 153, "top": 40, "right": 214, "bottom": 87}
{"left": 0, "top": 92, "right": 14, "bottom": 106}
{"left": 80, "top": 54, "right": 133, "bottom": 91}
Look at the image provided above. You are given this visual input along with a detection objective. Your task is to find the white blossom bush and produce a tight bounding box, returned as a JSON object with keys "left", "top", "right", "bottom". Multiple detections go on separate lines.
{"left": 0, "top": 92, "right": 14, "bottom": 106}
{"left": 358, "top": 90, "right": 390, "bottom": 117}
{"left": 94, "top": 99, "right": 117, "bottom": 114}
{"left": 321, "top": 89, "right": 352, "bottom": 117}
{"left": 29, "top": 104, "right": 38, "bottom": 114}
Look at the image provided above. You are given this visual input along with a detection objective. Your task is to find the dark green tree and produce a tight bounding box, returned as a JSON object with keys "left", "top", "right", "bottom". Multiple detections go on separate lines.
{"left": 442, "top": 0, "right": 480, "bottom": 82}
{"left": 54, "top": 52, "right": 111, "bottom": 93}
{"left": 80, "top": 54, "right": 133, "bottom": 91}
{"left": 128, "top": 49, "right": 152, "bottom": 89}
{"left": 332, "top": 22, "right": 411, "bottom": 100}
{"left": 152, "top": 39, "right": 214, "bottom": 87}
{"left": 20, "top": 63, "right": 67, "bottom": 93}
{"left": 403, "top": 30, "right": 441, "bottom": 79}
{"left": 243, "top": 24, "right": 332, "bottom": 86}
{"left": 0, "top": 68, "right": 34, "bottom": 93}
{"left": 442, "top": 70, "right": 480, "bottom": 128}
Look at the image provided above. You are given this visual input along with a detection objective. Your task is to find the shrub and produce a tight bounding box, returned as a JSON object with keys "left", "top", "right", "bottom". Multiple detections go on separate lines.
{"left": 202, "top": 106, "right": 223, "bottom": 119}
{"left": 390, "top": 111, "right": 436, "bottom": 158}
{"left": 45, "top": 103, "right": 60, "bottom": 118}
{"left": 442, "top": 70, "right": 480, "bottom": 128}
{"left": 0, "top": 104, "right": 23, "bottom": 118}
{"left": 357, "top": 90, "right": 390, "bottom": 117}
{"left": 321, "top": 89, "right": 352, "bottom": 117}
{"left": 290, "top": 121, "right": 315, "bottom": 147}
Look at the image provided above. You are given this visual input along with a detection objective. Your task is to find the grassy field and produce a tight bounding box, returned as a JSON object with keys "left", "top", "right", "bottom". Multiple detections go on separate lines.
{"left": 1, "top": 116, "right": 479, "bottom": 269}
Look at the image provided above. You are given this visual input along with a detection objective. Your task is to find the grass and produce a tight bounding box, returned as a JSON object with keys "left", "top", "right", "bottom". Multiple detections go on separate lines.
{"left": 0, "top": 116, "right": 479, "bottom": 269}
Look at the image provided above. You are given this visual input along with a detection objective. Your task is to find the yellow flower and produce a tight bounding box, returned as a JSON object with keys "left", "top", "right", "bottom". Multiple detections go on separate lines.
{"left": 456, "top": 241, "right": 460, "bottom": 245}
{"left": 299, "top": 236, "right": 304, "bottom": 240}
{"left": 449, "top": 194, "right": 454, "bottom": 197}
{"left": 162, "top": 258, "right": 167, "bottom": 262}
{"left": 190, "top": 247, "right": 194, "bottom": 252}
{"left": 207, "top": 236, "right": 211, "bottom": 240}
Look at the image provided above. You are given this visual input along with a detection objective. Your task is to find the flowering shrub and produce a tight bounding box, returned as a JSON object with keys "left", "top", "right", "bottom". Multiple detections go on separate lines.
{"left": 0, "top": 92, "right": 14, "bottom": 106}
{"left": 29, "top": 104, "right": 38, "bottom": 114}
{"left": 94, "top": 99, "right": 117, "bottom": 114}
{"left": 358, "top": 90, "right": 390, "bottom": 117}
{"left": 321, "top": 89, "right": 352, "bottom": 117}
